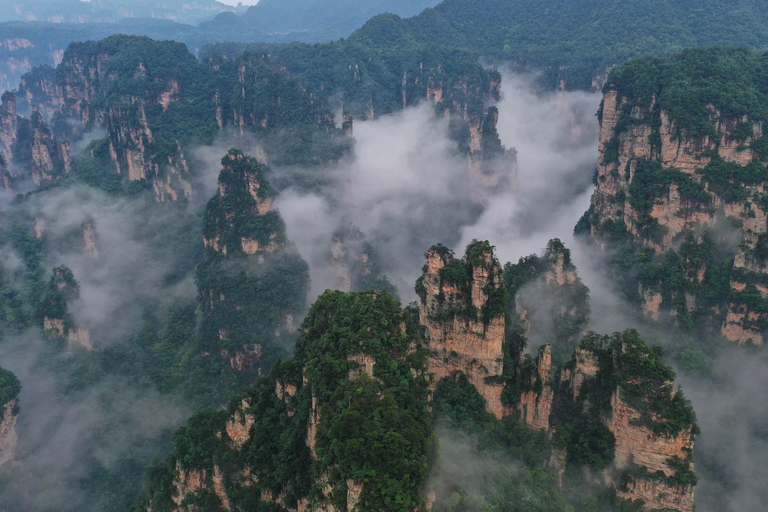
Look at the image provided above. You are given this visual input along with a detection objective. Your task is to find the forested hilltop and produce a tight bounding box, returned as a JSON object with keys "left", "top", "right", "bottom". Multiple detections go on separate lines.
{"left": 5, "top": 0, "right": 768, "bottom": 93}
{"left": 207, "top": 0, "right": 768, "bottom": 90}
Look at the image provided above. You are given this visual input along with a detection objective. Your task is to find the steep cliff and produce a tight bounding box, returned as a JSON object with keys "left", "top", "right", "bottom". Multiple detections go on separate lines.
{"left": 416, "top": 240, "right": 506, "bottom": 418}
{"left": 137, "top": 235, "right": 700, "bottom": 511}
{"left": 16, "top": 64, "right": 60, "bottom": 122}
{"left": 195, "top": 149, "right": 308, "bottom": 376}
{"left": 556, "top": 331, "right": 697, "bottom": 512}
{"left": 0, "top": 367, "right": 20, "bottom": 469}
{"left": 138, "top": 290, "right": 431, "bottom": 512}
{"left": 578, "top": 47, "right": 768, "bottom": 345}
{"left": 37, "top": 265, "right": 91, "bottom": 349}
{"left": 326, "top": 223, "right": 395, "bottom": 294}
{"left": 505, "top": 238, "right": 591, "bottom": 366}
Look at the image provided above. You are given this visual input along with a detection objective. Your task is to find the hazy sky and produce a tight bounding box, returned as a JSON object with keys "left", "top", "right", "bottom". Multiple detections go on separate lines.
{"left": 217, "top": 0, "right": 260, "bottom": 6}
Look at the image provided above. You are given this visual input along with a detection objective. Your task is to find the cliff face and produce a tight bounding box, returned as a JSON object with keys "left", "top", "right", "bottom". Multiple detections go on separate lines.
{"left": 420, "top": 66, "right": 515, "bottom": 200}
{"left": 557, "top": 333, "right": 697, "bottom": 512}
{"left": 516, "top": 345, "right": 554, "bottom": 431}
{"left": 327, "top": 224, "right": 373, "bottom": 292}
{"left": 17, "top": 64, "right": 61, "bottom": 122}
{"left": 0, "top": 399, "right": 19, "bottom": 469}
{"left": 0, "top": 368, "right": 21, "bottom": 469}
{"left": 139, "top": 291, "right": 430, "bottom": 512}
{"left": 416, "top": 241, "right": 506, "bottom": 418}
{"left": 39, "top": 265, "right": 91, "bottom": 350}
{"left": 507, "top": 239, "right": 591, "bottom": 366}
{"left": 580, "top": 51, "right": 768, "bottom": 345}
{"left": 196, "top": 149, "right": 308, "bottom": 376}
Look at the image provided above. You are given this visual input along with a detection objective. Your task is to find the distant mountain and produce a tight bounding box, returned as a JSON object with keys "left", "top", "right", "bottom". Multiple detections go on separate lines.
{"left": 0, "top": 0, "right": 243, "bottom": 25}
{"left": 197, "top": 0, "right": 441, "bottom": 42}
{"left": 344, "top": 0, "right": 768, "bottom": 88}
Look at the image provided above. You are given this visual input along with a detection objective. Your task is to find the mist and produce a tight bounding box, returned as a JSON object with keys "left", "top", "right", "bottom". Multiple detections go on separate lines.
{"left": 0, "top": 183, "right": 202, "bottom": 509}
{"left": 273, "top": 72, "right": 601, "bottom": 302}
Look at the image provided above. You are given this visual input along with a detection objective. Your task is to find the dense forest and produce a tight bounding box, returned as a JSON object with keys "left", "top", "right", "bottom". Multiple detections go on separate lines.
{"left": 0, "top": 2, "right": 765, "bottom": 512}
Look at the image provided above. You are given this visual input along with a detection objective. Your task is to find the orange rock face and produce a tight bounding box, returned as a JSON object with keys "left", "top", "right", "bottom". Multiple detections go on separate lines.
{"left": 419, "top": 246, "right": 505, "bottom": 418}
{"left": 590, "top": 86, "right": 768, "bottom": 345}
{"left": 562, "top": 343, "right": 696, "bottom": 511}
{"left": 517, "top": 345, "right": 554, "bottom": 431}
{"left": 606, "top": 390, "right": 695, "bottom": 512}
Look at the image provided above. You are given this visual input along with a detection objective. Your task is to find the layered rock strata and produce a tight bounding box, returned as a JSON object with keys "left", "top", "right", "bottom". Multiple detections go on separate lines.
{"left": 417, "top": 241, "right": 506, "bottom": 418}
{"left": 581, "top": 56, "right": 768, "bottom": 345}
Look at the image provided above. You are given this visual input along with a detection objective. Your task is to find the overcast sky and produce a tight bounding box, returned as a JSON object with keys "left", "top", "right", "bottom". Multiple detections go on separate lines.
{"left": 217, "top": 0, "right": 260, "bottom": 6}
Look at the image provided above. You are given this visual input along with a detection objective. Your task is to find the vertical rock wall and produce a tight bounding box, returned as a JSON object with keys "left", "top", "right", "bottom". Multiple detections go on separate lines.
{"left": 418, "top": 242, "right": 505, "bottom": 418}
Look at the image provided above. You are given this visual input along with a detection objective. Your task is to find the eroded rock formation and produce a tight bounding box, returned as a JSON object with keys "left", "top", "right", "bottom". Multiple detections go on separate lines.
{"left": 139, "top": 291, "right": 429, "bottom": 512}
{"left": 417, "top": 241, "right": 506, "bottom": 418}
{"left": 196, "top": 149, "right": 307, "bottom": 375}
{"left": 39, "top": 265, "right": 91, "bottom": 350}
{"left": 580, "top": 57, "right": 768, "bottom": 345}
{"left": 556, "top": 333, "right": 697, "bottom": 511}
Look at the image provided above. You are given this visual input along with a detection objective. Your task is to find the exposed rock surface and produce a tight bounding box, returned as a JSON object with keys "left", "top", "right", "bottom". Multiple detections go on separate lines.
{"left": 557, "top": 336, "right": 696, "bottom": 512}
{"left": 417, "top": 241, "right": 505, "bottom": 418}
{"left": 196, "top": 149, "right": 307, "bottom": 376}
{"left": 39, "top": 265, "right": 91, "bottom": 350}
{"left": 582, "top": 69, "right": 768, "bottom": 345}
{"left": 516, "top": 345, "right": 554, "bottom": 431}
{"left": 141, "top": 291, "right": 428, "bottom": 512}
{"left": 0, "top": 400, "right": 19, "bottom": 468}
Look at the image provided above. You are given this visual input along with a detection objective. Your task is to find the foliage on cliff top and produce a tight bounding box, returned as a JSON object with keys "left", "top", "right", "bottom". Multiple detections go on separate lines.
{"left": 503, "top": 239, "right": 590, "bottom": 366}
{"left": 419, "top": 240, "right": 506, "bottom": 326}
{"left": 576, "top": 330, "right": 699, "bottom": 437}
{"left": 202, "top": 149, "right": 284, "bottom": 258}
{"left": 605, "top": 47, "right": 768, "bottom": 139}
{"left": 139, "top": 290, "right": 432, "bottom": 512}
{"left": 0, "top": 367, "right": 20, "bottom": 413}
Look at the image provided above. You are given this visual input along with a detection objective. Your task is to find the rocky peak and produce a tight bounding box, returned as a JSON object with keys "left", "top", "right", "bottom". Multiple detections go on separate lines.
{"left": 555, "top": 332, "right": 697, "bottom": 512}
{"left": 203, "top": 149, "right": 283, "bottom": 258}
{"left": 326, "top": 223, "right": 375, "bottom": 292}
{"left": 0, "top": 92, "right": 18, "bottom": 170}
{"left": 417, "top": 240, "right": 506, "bottom": 418}
{"left": 507, "top": 238, "right": 591, "bottom": 365}
{"left": 544, "top": 238, "right": 578, "bottom": 286}
{"left": 17, "top": 65, "right": 61, "bottom": 122}
{"left": 140, "top": 290, "right": 429, "bottom": 512}
{"left": 580, "top": 49, "right": 768, "bottom": 345}
{"left": 38, "top": 265, "right": 91, "bottom": 349}
{"left": 196, "top": 149, "right": 307, "bottom": 376}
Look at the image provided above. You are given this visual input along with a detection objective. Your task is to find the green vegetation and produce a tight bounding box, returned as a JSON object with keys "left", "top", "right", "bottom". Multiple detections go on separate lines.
{"left": 433, "top": 368, "right": 636, "bottom": 512}
{"left": 606, "top": 47, "right": 768, "bottom": 140}
{"left": 420, "top": 240, "right": 506, "bottom": 326}
{"left": 196, "top": 150, "right": 309, "bottom": 377}
{"left": 139, "top": 290, "right": 432, "bottom": 511}
{"left": 503, "top": 239, "right": 591, "bottom": 366}
{"left": 0, "top": 367, "right": 20, "bottom": 415}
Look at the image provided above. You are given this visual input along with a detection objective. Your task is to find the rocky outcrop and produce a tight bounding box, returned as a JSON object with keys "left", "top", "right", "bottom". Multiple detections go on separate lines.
{"left": 17, "top": 65, "right": 61, "bottom": 122}
{"left": 417, "top": 241, "right": 506, "bottom": 418}
{"left": 607, "top": 390, "right": 695, "bottom": 511}
{"left": 516, "top": 345, "right": 554, "bottom": 431}
{"left": 508, "top": 239, "right": 591, "bottom": 365}
{"left": 39, "top": 265, "right": 91, "bottom": 350}
{"left": 0, "top": 399, "right": 19, "bottom": 468}
{"left": 326, "top": 224, "right": 376, "bottom": 292}
{"left": 141, "top": 291, "right": 429, "bottom": 512}
{"left": 196, "top": 149, "right": 307, "bottom": 376}
{"left": 581, "top": 56, "right": 768, "bottom": 345}
{"left": 556, "top": 333, "right": 697, "bottom": 512}
{"left": 0, "top": 92, "right": 18, "bottom": 169}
